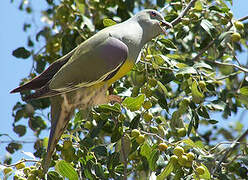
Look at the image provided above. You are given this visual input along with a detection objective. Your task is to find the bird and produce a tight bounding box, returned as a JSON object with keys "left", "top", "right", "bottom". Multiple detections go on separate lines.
{"left": 10, "top": 9, "right": 172, "bottom": 172}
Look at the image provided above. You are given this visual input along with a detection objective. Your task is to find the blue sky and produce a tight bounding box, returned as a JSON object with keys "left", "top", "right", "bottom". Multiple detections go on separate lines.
{"left": 0, "top": 0, "right": 247, "bottom": 168}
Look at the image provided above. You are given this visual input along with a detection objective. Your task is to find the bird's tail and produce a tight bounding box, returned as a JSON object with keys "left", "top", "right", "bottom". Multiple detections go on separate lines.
{"left": 42, "top": 95, "right": 74, "bottom": 172}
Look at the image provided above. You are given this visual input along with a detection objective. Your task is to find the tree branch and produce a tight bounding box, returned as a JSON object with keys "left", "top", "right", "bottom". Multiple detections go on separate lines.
{"left": 171, "top": 0, "right": 198, "bottom": 26}
{"left": 212, "top": 129, "right": 248, "bottom": 175}
{"left": 1, "top": 159, "right": 39, "bottom": 167}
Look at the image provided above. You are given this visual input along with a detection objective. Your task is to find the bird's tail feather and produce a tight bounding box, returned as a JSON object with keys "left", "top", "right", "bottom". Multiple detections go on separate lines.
{"left": 42, "top": 95, "right": 74, "bottom": 172}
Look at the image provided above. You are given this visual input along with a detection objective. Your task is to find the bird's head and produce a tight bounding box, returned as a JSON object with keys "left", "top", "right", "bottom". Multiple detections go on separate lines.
{"left": 134, "top": 9, "right": 172, "bottom": 40}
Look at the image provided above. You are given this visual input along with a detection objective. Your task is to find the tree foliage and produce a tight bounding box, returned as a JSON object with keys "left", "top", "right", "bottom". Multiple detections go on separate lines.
{"left": 2, "top": 0, "right": 248, "bottom": 179}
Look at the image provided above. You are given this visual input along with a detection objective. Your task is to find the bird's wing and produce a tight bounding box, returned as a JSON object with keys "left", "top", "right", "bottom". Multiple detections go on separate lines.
{"left": 10, "top": 48, "right": 77, "bottom": 93}
{"left": 49, "top": 35, "right": 129, "bottom": 91}
{"left": 23, "top": 35, "right": 128, "bottom": 100}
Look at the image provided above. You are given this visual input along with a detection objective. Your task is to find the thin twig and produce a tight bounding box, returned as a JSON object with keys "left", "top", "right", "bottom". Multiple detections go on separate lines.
{"left": 171, "top": 0, "right": 198, "bottom": 26}
{"left": 141, "top": 130, "right": 173, "bottom": 145}
{"left": 212, "top": 129, "right": 248, "bottom": 175}
{"left": 238, "top": 15, "right": 248, "bottom": 22}
{"left": 121, "top": 136, "right": 127, "bottom": 180}
{"left": 1, "top": 159, "right": 39, "bottom": 167}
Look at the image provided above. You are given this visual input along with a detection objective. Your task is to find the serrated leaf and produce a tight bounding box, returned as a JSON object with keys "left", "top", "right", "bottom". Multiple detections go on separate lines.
{"left": 12, "top": 47, "right": 31, "bottom": 59}
{"left": 157, "top": 159, "right": 175, "bottom": 180}
{"left": 200, "top": 19, "right": 214, "bottom": 37}
{"left": 103, "top": 18, "right": 117, "bottom": 27}
{"left": 193, "top": 62, "right": 213, "bottom": 70}
{"left": 55, "top": 160, "right": 78, "bottom": 180}
{"left": 159, "top": 39, "right": 177, "bottom": 51}
{"left": 192, "top": 80, "right": 204, "bottom": 104}
{"left": 122, "top": 94, "right": 145, "bottom": 112}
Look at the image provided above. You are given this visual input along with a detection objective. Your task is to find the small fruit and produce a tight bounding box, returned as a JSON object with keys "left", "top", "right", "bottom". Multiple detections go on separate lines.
{"left": 177, "top": 128, "right": 187, "bottom": 137}
{"left": 3, "top": 167, "right": 12, "bottom": 175}
{"left": 234, "top": 21, "right": 244, "bottom": 30}
{"left": 143, "top": 101, "right": 152, "bottom": 110}
{"left": 170, "top": 155, "right": 178, "bottom": 163}
{"left": 178, "top": 155, "right": 188, "bottom": 166}
{"left": 15, "top": 162, "right": 25, "bottom": 169}
{"left": 143, "top": 112, "right": 153, "bottom": 122}
{"left": 196, "top": 166, "right": 205, "bottom": 175}
{"left": 186, "top": 152, "right": 195, "bottom": 161}
{"left": 136, "top": 134, "right": 145, "bottom": 144}
{"left": 158, "top": 143, "right": 168, "bottom": 151}
{"left": 131, "top": 129, "right": 140, "bottom": 138}
{"left": 173, "top": 146, "right": 184, "bottom": 157}
{"left": 231, "top": 32, "right": 241, "bottom": 42}
{"left": 23, "top": 167, "right": 31, "bottom": 175}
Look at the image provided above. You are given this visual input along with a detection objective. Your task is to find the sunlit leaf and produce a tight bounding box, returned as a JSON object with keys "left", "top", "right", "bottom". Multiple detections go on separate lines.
{"left": 103, "top": 18, "right": 117, "bottom": 27}
{"left": 122, "top": 94, "right": 145, "bottom": 112}
{"left": 192, "top": 80, "right": 204, "bottom": 104}
{"left": 55, "top": 160, "right": 78, "bottom": 180}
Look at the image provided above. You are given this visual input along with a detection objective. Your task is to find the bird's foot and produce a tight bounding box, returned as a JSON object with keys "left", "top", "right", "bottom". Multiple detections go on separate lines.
{"left": 108, "top": 95, "right": 122, "bottom": 104}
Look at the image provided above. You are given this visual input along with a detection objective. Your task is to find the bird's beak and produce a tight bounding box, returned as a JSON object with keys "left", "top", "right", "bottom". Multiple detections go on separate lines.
{"left": 159, "top": 20, "right": 172, "bottom": 35}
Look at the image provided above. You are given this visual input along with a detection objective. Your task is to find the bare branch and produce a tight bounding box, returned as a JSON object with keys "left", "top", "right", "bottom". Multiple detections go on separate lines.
{"left": 171, "top": 0, "right": 198, "bottom": 26}
{"left": 212, "top": 129, "right": 248, "bottom": 175}
{"left": 1, "top": 159, "right": 39, "bottom": 167}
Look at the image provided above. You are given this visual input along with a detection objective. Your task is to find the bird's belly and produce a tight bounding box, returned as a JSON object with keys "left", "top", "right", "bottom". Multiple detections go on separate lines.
{"left": 106, "top": 59, "right": 134, "bottom": 86}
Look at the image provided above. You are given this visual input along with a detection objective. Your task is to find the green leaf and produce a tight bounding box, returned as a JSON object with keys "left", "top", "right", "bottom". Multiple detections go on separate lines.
{"left": 103, "top": 18, "right": 117, "bottom": 27}
{"left": 176, "top": 67, "right": 197, "bottom": 76}
{"left": 200, "top": 19, "right": 214, "bottom": 37}
{"left": 55, "top": 160, "right": 78, "bottom": 180}
{"left": 92, "top": 146, "right": 107, "bottom": 156}
{"left": 240, "top": 86, "right": 248, "bottom": 97}
{"left": 157, "top": 159, "right": 175, "bottom": 180}
{"left": 181, "top": 139, "right": 204, "bottom": 149}
{"left": 122, "top": 94, "right": 145, "bottom": 112}
{"left": 47, "top": 171, "right": 63, "bottom": 180}
{"left": 82, "top": 15, "right": 95, "bottom": 32}
{"left": 208, "top": 119, "right": 219, "bottom": 124}
{"left": 111, "top": 124, "right": 123, "bottom": 142}
{"left": 157, "top": 81, "right": 168, "bottom": 96}
{"left": 194, "top": 0, "right": 203, "bottom": 11}
{"left": 192, "top": 80, "right": 204, "bottom": 104}
{"left": 75, "top": 0, "right": 85, "bottom": 15}
{"left": 12, "top": 47, "right": 31, "bottom": 59}
{"left": 140, "top": 142, "right": 159, "bottom": 171}
{"left": 176, "top": 25, "right": 189, "bottom": 39}
{"left": 98, "top": 104, "right": 121, "bottom": 113}
{"left": 13, "top": 125, "right": 26, "bottom": 137}
{"left": 159, "top": 39, "right": 177, "bottom": 51}
{"left": 193, "top": 62, "right": 213, "bottom": 70}
{"left": 197, "top": 106, "right": 210, "bottom": 119}
{"left": 199, "top": 164, "right": 211, "bottom": 179}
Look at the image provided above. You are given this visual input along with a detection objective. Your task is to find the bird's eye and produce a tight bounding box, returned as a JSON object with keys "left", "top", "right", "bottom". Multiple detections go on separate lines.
{"left": 150, "top": 11, "right": 157, "bottom": 17}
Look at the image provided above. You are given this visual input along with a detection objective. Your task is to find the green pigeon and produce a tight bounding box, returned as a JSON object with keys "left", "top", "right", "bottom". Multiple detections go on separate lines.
{"left": 11, "top": 9, "right": 172, "bottom": 172}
